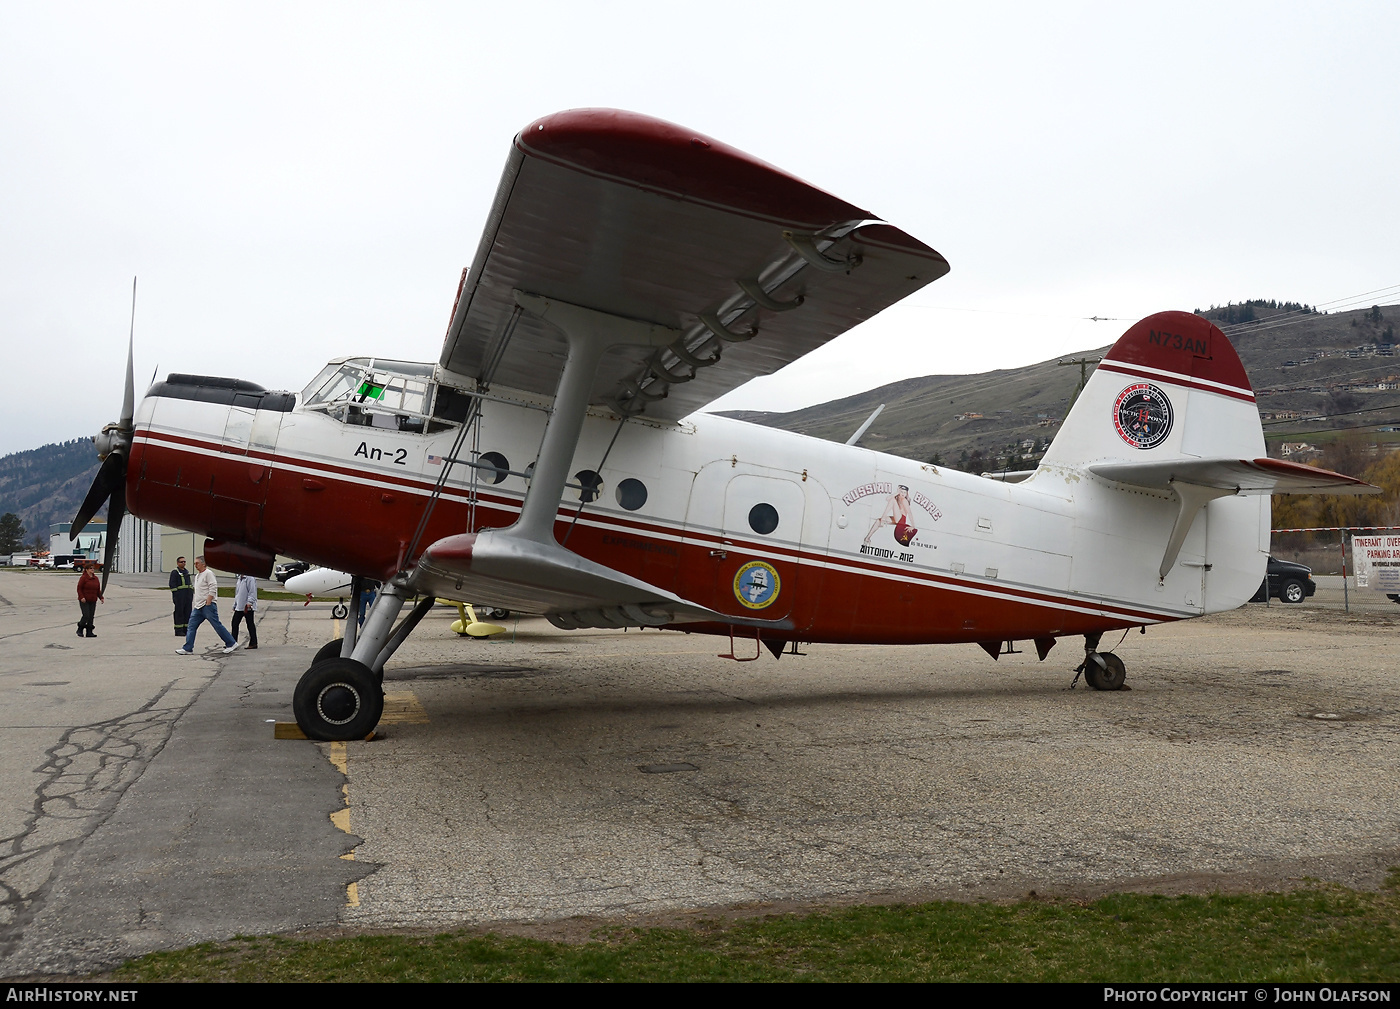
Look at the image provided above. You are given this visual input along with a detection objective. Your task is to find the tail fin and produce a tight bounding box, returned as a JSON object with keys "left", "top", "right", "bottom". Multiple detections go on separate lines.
{"left": 1037, "top": 312, "right": 1374, "bottom": 613}
{"left": 1041, "top": 311, "right": 1262, "bottom": 469}
{"left": 1039, "top": 312, "right": 1266, "bottom": 612}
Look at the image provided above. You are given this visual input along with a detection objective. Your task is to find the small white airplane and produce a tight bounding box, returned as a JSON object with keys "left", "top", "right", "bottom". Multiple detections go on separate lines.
{"left": 71, "top": 109, "right": 1377, "bottom": 740}
{"left": 284, "top": 566, "right": 355, "bottom": 599}
{"left": 283, "top": 566, "right": 357, "bottom": 619}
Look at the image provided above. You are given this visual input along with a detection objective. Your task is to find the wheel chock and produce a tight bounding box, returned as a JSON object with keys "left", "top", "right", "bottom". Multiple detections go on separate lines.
{"left": 273, "top": 722, "right": 380, "bottom": 741}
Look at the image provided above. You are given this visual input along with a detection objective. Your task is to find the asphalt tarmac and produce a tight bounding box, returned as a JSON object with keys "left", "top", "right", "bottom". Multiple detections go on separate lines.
{"left": 0, "top": 568, "right": 1396, "bottom": 975}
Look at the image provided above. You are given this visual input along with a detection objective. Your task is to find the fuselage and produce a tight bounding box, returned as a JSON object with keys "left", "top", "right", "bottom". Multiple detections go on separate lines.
{"left": 124, "top": 359, "right": 1267, "bottom": 647}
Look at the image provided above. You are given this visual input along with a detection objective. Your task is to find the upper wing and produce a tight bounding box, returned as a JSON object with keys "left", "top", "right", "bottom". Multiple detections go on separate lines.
{"left": 1088, "top": 457, "right": 1379, "bottom": 495}
{"left": 440, "top": 109, "right": 949, "bottom": 420}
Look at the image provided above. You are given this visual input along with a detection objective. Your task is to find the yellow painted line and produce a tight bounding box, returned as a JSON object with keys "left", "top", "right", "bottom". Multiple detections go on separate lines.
{"left": 327, "top": 740, "right": 359, "bottom": 908}
{"left": 380, "top": 690, "right": 429, "bottom": 724}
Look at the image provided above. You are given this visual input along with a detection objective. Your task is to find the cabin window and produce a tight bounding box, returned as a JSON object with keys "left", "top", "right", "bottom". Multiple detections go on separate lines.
{"left": 748, "top": 503, "right": 779, "bottom": 535}
{"left": 615, "top": 478, "right": 647, "bottom": 511}
{"left": 477, "top": 452, "right": 509, "bottom": 485}
{"left": 574, "top": 470, "right": 603, "bottom": 503}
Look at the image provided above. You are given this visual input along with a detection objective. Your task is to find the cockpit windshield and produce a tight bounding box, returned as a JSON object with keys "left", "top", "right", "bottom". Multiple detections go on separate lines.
{"left": 301, "top": 357, "right": 468, "bottom": 433}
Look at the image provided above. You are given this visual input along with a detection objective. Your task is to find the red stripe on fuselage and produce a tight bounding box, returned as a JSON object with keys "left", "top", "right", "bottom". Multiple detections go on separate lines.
{"left": 128, "top": 425, "right": 1189, "bottom": 642}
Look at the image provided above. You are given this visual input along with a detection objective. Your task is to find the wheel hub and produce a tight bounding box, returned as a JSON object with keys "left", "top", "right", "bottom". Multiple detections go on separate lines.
{"left": 317, "top": 683, "right": 361, "bottom": 725}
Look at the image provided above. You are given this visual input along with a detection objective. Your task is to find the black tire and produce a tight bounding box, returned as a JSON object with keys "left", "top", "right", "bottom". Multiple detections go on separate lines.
{"left": 292, "top": 658, "right": 383, "bottom": 741}
{"left": 1280, "top": 579, "right": 1306, "bottom": 604}
{"left": 331, "top": 601, "right": 349, "bottom": 619}
{"left": 311, "top": 638, "right": 345, "bottom": 668}
{"left": 1084, "top": 651, "right": 1127, "bottom": 691}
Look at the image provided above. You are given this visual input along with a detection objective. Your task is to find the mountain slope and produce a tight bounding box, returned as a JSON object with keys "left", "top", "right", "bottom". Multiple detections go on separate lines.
{"left": 0, "top": 439, "right": 101, "bottom": 543}
{"left": 720, "top": 303, "right": 1400, "bottom": 467}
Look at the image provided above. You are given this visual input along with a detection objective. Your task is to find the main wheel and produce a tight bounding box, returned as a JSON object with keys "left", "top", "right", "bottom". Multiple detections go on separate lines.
{"left": 1281, "top": 579, "right": 1306, "bottom": 604}
{"left": 1084, "top": 651, "right": 1127, "bottom": 691}
{"left": 310, "top": 638, "right": 345, "bottom": 668}
{"left": 331, "top": 601, "right": 349, "bottom": 619}
{"left": 292, "top": 658, "right": 383, "bottom": 741}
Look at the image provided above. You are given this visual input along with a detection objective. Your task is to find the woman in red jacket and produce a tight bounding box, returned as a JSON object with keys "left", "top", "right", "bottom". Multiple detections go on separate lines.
{"left": 76, "top": 563, "right": 103, "bottom": 637}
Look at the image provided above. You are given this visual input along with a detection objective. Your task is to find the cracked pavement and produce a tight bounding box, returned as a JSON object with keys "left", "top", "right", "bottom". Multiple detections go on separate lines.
{"left": 1, "top": 568, "right": 1398, "bottom": 972}
{"left": 0, "top": 571, "right": 366, "bottom": 976}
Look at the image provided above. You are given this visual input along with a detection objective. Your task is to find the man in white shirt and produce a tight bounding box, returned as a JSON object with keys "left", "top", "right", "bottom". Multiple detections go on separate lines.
{"left": 231, "top": 573, "right": 259, "bottom": 650}
{"left": 176, "top": 556, "right": 240, "bottom": 655}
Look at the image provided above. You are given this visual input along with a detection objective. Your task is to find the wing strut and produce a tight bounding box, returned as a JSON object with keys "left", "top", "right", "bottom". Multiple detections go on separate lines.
{"left": 508, "top": 291, "right": 678, "bottom": 540}
{"left": 407, "top": 289, "right": 791, "bottom": 631}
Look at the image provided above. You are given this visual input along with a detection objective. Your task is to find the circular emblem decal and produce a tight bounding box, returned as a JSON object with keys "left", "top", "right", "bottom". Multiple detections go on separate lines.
{"left": 733, "top": 560, "right": 781, "bottom": 610}
{"left": 1113, "top": 383, "right": 1174, "bottom": 450}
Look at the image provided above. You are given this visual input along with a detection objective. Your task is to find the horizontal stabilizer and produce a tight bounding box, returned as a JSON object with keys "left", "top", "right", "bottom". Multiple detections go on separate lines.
{"left": 1089, "top": 457, "right": 1379, "bottom": 496}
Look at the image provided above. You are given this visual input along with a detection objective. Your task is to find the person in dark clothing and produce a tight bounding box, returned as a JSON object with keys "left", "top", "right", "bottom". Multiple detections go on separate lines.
{"left": 76, "top": 563, "right": 103, "bottom": 637}
{"left": 230, "top": 573, "right": 259, "bottom": 649}
{"left": 169, "top": 557, "right": 193, "bottom": 636}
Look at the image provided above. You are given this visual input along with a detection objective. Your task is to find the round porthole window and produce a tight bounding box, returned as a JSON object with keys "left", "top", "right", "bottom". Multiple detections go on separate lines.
{"left": 748, "top": 503, "right": 779, "bottom": 535}
{"left": 478, "top": 451, "right": 509, "bottom": 485}
{"left": 615, "top": 478, "right": 647, "bottom": 511}
{"left": 574, "top": 469, "right": 603, "bottom": 503}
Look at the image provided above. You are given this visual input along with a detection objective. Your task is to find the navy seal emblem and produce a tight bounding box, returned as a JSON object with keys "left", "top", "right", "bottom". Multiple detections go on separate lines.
{"left": 1113, "top": 383, "right": 1173, "bottom": 450}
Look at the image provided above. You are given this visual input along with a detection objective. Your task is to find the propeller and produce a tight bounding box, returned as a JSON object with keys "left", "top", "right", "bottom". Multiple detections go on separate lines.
{"left": 72, "top": 278, "right": 138, "bottom": 592}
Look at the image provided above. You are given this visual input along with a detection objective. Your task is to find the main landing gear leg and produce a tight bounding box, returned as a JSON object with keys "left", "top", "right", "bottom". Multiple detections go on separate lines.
{"left": 1073, "top": 631, "right": 1127, "bottom": 691}
{"left": 294, "top": 581, "right": 433, "bottom": 741}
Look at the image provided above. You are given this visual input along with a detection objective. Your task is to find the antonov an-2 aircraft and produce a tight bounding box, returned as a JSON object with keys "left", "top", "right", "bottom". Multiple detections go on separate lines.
{"left": 72, "top": 109, "right": 1376, "bottom": 740}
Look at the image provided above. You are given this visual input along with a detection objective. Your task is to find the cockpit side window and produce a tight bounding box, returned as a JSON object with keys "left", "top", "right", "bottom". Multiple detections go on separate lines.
{"left": 301, "top": 358, "right": 455, "bottom": 435}
{"left": 303, "top": 363, "right": 364, "bottom": 407}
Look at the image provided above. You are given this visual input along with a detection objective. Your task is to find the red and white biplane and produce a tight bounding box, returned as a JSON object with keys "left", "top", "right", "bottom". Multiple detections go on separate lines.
{"left": 72, "top": 109, "right": 1376, "bottom": 740}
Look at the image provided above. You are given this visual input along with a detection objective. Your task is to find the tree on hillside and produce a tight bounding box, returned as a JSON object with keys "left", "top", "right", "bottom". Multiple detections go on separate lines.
{"left": 1370, "top": 305, "right": 1384, "bottom": 324}
{"left": 1271, "top": 435, "right": 1400, "bottom": 537}
{"left": 0, "top": 513, "right": 24, "bottom": 554}
{"left": 1327, "top": 391, "right": 1360, "bottom": 416}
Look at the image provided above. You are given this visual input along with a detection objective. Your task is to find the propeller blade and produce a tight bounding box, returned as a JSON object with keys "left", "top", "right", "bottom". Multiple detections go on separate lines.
{"left": 120, "top": 277, "right": 136, "bottom": 429}
{"left": 71, "top": 452, "right": 125, "bottom": 537}
{"left": 101, "top": 478, "right": 126, "bottom": 594}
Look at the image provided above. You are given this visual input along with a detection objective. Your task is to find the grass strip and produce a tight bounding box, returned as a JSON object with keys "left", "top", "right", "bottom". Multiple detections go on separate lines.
{"left": 105, "top": 886, "right": 1400, "bottom": 983}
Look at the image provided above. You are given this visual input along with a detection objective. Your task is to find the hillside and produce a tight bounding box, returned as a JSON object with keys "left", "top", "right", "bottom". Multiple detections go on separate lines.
{"left": 721, "top": 302, "right": 1400, "bottom": 469}
{"left": 0, "top": 439, "right": 101, "bottom": 545}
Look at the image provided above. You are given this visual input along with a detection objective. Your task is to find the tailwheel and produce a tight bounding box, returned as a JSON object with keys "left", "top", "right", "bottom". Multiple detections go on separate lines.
{"left": 1084, "top": 651, "right": 1127, "bottom": 691}
{"left": 293, "top": 657, "right": 383, "bottom": 741}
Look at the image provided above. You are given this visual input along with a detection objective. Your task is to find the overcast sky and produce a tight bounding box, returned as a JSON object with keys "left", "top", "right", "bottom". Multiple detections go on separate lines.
{"left": 3, "top": 2, "right": 1399, "bottom": 457}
